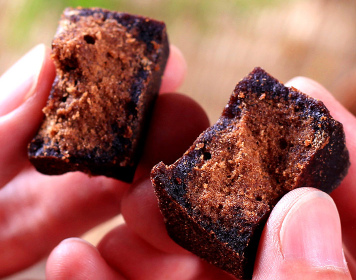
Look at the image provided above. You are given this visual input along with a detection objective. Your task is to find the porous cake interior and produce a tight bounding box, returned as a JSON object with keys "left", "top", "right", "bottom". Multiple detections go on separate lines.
{"left": 174, "top": 91, "right": 324, "bottom": 238}
{"left": 151, "top": 68, "right": 348, "bottom": 279}
{"left": 33, "top": 11, "right": 158, "bottom": 164}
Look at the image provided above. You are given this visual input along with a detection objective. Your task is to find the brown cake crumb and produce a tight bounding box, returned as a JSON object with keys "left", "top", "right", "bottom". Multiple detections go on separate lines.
{"left": 151, "top": 67, "right": 350, "bottom": 279}
{"left": 28, "top": 7, "right": 169, "bottom": 182}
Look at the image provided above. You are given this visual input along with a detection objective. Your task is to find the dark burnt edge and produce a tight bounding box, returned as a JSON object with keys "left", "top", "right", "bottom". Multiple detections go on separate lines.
{"left": 127, "top": 29, "right": 170, "bottom": 180}
{"left": 151, "top": 67, "right": 350, "bottom": 278}
{"left": 225, "top": 67, "right": 334, "bottom": 125}
{"left": 296, "top": 120, "right": 350, "bottom": 193}
{"left": 152, "top": 159, "right": 270, "bottom": 279}
{"left": 241, "top": 210, "right": 269, "bottom": 279}
{"left": 29, "top": 155, "right": 135, "bottom": 182}
{"left": 28, "top": 120, "right": 135, "bottom": 167}
{"left": 63, "top": 7, "right": 166, "bottom": 51}
{"left": 152, "top": 163, "right": 270, "bottom": 280}
{"left": 151, "top": 166, "right": 246, "bottom": 279}
{"left": 161, "top": 125, "right": 223, "bottom": 206}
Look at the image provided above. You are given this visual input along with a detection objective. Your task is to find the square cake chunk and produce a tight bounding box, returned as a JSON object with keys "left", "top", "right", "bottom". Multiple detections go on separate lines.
{"left": 28, "top": 7, "right": 169, "bottom": 182}
{"left": 151, "top": 67, "right": 350, "bottom": 279}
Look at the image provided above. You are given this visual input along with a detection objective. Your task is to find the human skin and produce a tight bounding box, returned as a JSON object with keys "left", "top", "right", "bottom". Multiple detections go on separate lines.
{"left": 0, "top": 44, "right": 354, "bottom": 279}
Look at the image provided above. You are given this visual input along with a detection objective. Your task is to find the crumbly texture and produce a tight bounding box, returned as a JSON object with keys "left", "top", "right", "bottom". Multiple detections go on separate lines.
{"left": 28, "top": 7, "right": 169, "bottom": 182}
{"left": 151, "top": 67, "right": 350, "bottom": 279}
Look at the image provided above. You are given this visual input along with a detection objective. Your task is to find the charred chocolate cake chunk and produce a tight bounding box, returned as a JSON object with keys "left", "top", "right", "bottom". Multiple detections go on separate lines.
{"left": 151, "top": 67, "right": 350, "bottom": 279}
{"left": 28, "top": 7, "right": 169, "bottom": 182}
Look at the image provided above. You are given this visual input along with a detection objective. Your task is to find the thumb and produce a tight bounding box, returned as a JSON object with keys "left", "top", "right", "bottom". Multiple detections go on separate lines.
{"left": 0, "top": 44, "right": 55, "bottom": 187}
{"left": 253, "top": 188, "right": 352, "bottom": 280}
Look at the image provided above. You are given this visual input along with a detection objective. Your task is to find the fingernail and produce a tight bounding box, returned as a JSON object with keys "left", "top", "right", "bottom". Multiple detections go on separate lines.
{"left": 280, "top": 191, "right": 346, "bottom": 269}
{"left": 0, "top": 44, "right": 45, "bottom": 116}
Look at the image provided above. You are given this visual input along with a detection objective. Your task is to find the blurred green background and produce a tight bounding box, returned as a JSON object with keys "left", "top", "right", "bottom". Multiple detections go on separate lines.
{"left": 1, "top": 0, "right": 356, "bottom": 121}
{"left": 2, "top": 0, "right": 356, "bottom": 278}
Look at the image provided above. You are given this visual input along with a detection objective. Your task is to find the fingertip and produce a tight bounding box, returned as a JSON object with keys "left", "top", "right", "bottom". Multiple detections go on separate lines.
{"left": 286, "top": 76, "right": 318, "bottom": 87}
{"left": 46, "top": 238, "right": 122, "bottom": 280}
{"left": 285, "top": 76, "right": 332, "bottom": 101}
{"left": 279, "top": 191, "right": 344, "bottom": 268}
{"left": 19, "top": 44, "right": 55, "bottom": 122}
{"left": 121, "top": 177, "right": 189, "bottom": 255}
{"left": 0, "top": 44, "right": 51, "bottom": 117}
{"left": 160, "top": 45, "right": 187, "bottom": 93}
{"left": 35, "top": 44, "right": 56, "bottom": 102}
{"left": 253, "top": 188, "right": 351, "bottom": 280}
{"left": 46, "top": 238, "right": 92, "bottom": 279}
{"left": 18, "top": 43, "right": 55, "bottom": 116}
{"left": 0, "top": 44, "right": 55, "bottom": 186}
{"left": 98, "top": 224, "right": 200, "bottom": 280}
{"left": 51, "top": 237, "right": 98, "bottom": 256}
{"left": 0, "top": 43, "right": 54, "bottom": 123}
{"left": 286, "top": 76, "right": 356, "bottom": 125}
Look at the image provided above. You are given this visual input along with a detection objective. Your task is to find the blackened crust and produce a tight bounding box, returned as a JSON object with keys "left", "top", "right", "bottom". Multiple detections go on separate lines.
{"left": 151, "top": 67, "right": 350, "bottom": 279}
{"left": 152, "top": 162, "right": 270, "bottom": 279}
{"left": 28, "top": 7, "right": 169, "bottom": 182}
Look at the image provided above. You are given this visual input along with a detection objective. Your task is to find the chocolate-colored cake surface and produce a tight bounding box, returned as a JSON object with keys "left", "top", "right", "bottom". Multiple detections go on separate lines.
{"left": 28, "top": 7, "right": 169, "bottom": 182}
{"left": 151, "top": 67, "right": 350, "bottom": 279}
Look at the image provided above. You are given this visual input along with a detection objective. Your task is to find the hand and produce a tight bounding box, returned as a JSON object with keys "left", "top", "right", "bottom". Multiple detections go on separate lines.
{"left": 45, "top": 80, "right": 356, "bottom": 279}
{"left": 1, "top": 45, "right": 355, "bottom": 280}
{"left": 0, "top": 43, "right": 206, "bottom": 277}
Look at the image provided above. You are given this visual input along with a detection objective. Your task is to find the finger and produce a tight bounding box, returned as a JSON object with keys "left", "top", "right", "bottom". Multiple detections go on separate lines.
{"left": 121, "top": 178, "right": 242, "bottom": 279}
{"left": 0, "top": 168, "right": 128, "bottom": 277}
{"left": 47, "top": 227, "right": 234, "bottom": 280}
{"left": 123, "top": 93, "right": 209, "bottom": 252}
{"left": 0, "top": 93, "right": 208, "bottom": 276}
{"left": 159, "top": 45, "right": 187, "bottom": 94}
{"left": 98, "top": 224, "right": 200, "bottom": 280}
{"left": 285, "top": 77, "right": 356, "bottom": 140}
{"left": 121, "top": 179, "right": 236, "bottom": 279}
{"left": 42, "top": 91, "right": 209, "bottom": 278}
{"left": 285, "top": 77, "right": 356, "bottom": 263}
{"left": 122, "top": 177, "right": 187, "bottom": 254}
{"left": 135, "top": 92, "right": 210, "bottom": 178}
{"left": 46, "top": 238, "right": 124, "bottom": 280}
{"left": 253, "top": 188, "right": 352, "bottom": 280}
{"left": 0, "top": 44, "right": 56, "bottom": 187}
{"left": 97, "top": 224, "right": 235, "bottom": 280}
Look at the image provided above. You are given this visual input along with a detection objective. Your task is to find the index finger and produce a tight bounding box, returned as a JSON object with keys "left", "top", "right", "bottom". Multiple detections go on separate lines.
{"left": 0, "top": 44, "right": 192, "bottom": 276}
{"left": 160, "top": 45, "right": 187, "bottom": 93}
{"left": 285, "top": 77, "right": 356, "bottom": 260}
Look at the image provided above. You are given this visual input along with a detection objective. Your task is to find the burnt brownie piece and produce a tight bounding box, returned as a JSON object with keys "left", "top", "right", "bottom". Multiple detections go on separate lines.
{"left": 151, "top": 67, "right": 350, "bottom": 279}
{"left": 28, "top": 7, "right": 169, "bottom": 182}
